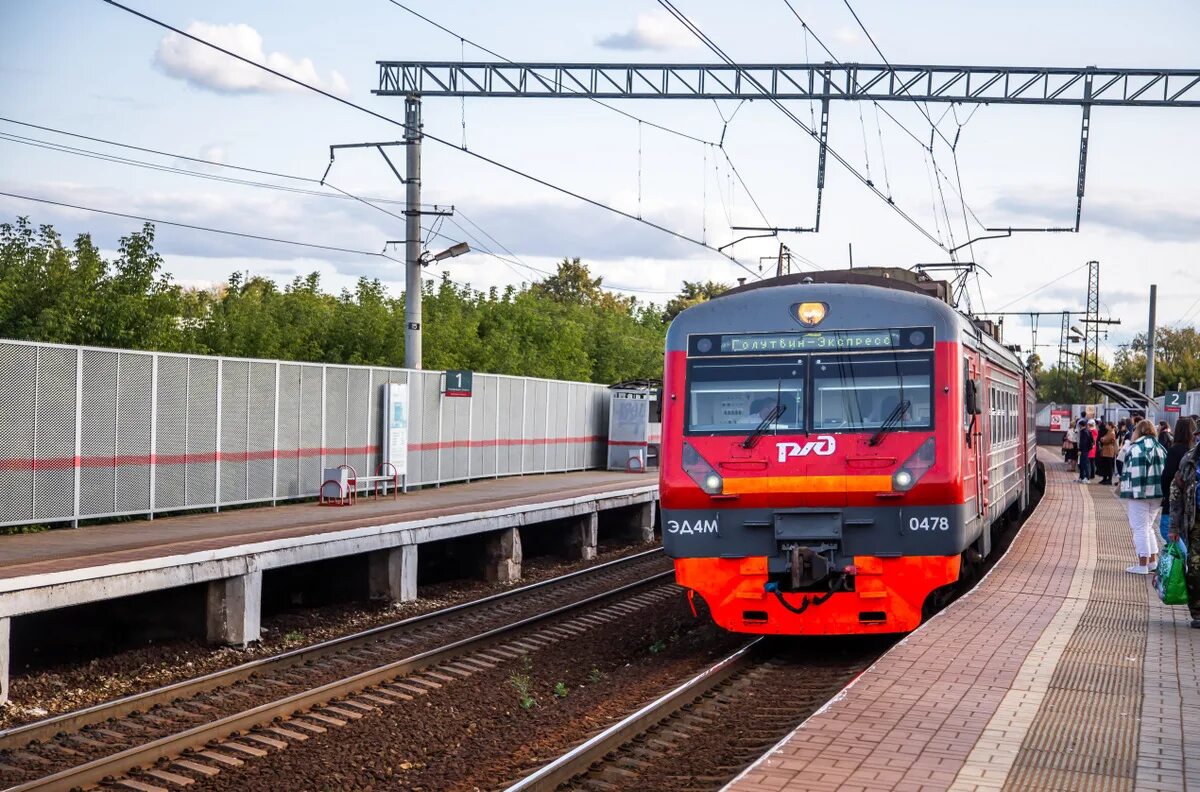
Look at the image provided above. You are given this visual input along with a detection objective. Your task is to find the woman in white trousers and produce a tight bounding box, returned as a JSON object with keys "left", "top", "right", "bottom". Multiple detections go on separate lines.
{"left": 1118, "top": 420, "right": 1168, "bottom": 574}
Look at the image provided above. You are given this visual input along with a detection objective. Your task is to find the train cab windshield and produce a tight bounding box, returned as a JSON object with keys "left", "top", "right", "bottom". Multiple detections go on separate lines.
{"left": 686, "top": 359, "right": 807, "bottom": 434}
{"left": 685, "top": 351, "right": 933, "bottom": 435}
{"left": 811, "top": 352, "right": 933, "bottom": 431}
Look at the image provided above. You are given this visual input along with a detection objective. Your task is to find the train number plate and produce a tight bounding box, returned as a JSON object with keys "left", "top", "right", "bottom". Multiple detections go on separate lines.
{"left": 908, "top": 516, "right": 950, "bottom": 531}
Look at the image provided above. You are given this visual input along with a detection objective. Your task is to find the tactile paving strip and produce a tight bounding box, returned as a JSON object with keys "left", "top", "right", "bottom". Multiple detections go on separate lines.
{"left": 1002, "top": 487, "right": 1146, "bottom": 792}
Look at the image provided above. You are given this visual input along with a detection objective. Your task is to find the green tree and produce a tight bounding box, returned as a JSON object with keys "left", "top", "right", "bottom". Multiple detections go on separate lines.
{"left": 1111, "top": 326, "right": 1200, "bottom": 395}
{"left": 663, "top": 280, "right": 729, "bottom": 321}
{"left": 0, "top": 217, "right": 671, "bottom": 384}
{"left": 531, "top": 257, "right": 604, "bottom": 305}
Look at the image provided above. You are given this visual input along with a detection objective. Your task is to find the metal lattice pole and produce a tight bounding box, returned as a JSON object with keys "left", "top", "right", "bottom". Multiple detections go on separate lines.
{"left": 1083, "top": 260, "right": 1100, "bottom": 389}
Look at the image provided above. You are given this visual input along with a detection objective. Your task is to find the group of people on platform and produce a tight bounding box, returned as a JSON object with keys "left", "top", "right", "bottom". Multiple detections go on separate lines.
{"left": 1065, "top": 412, "right": 1200, "bottom": 628}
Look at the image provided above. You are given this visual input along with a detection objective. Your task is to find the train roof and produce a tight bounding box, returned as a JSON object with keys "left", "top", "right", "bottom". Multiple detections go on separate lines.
{"left": 719, "top": 267, "right": 951, "bottom": 304}
{"left": 670, "top": 267, "right": 1028, "bottom": 376}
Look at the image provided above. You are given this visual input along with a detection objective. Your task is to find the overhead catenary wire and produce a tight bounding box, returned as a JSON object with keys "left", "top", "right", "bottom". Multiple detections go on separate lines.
{"left": 0, "top": 118, "right": 440, "bottom": 209}
{"left": 993, "top": 262, "right": 1092, "bottom": 312}
{"left": 780, "top": 0, "right": 984, "bottom": 230}
{"left": 657, "top": 0, "right": 947, "bottom": 251}
{"left": 0, "top": 188, "right": 405, "bottom": 262}
{"left": 381, "top": 0, "right": 714, "bottom": 147}
{"left": 100, "top": 0, "right": 764, "bottom": 282}
{"left": 2, "top": 117, "right": 681, "bottom": 298}
{"left": 388, "top": 0, "right": 780, "bottom": 251}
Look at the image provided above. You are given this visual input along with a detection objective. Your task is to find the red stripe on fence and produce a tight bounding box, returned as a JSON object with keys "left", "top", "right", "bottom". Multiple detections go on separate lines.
{"left": 406, "top": 435, "right": 605, "bottom": 452}
{"left": 0, "top": 436, "right": 604, "bottom": 471}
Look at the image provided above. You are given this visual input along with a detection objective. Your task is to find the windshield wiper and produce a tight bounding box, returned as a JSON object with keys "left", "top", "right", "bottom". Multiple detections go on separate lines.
{"left": 742, "top": 404, "right": 787, "bottom": 449}
{"left": 869, "top": 399, "right": 911, "bottom": 447}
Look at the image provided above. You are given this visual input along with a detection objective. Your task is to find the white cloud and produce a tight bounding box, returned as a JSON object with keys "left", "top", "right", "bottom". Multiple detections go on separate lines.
{"left": 596, "top": 13, "right": 699, "bottom": 51}
{"left": 834, "top": 26, "right": 860, "bottom": 45}
{"left": 154, "top": 22, "right": 349, "bottom": 97}
{"left": 198, "top": 144, "right": 226, "bottom": 164}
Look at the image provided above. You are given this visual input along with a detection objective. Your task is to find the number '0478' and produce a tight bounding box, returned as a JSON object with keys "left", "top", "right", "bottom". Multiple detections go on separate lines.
{"left": 908, "top": 516, "right": 950, "bottom": 531}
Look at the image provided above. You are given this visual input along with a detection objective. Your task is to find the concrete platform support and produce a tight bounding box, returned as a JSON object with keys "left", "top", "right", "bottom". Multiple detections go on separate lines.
{"left": 565, "top": 511, "right": 599, "bottom": 561}
{"left": 0, "top": 616, "right": 9, "bottom": 705}
{"left": 624, "top": 501, "right": 657, "bottom": 543}
{"left": 206, "top": 571, "right": 262, "bottom": 647}
{"left": 368, "top": 545, "right": 418, "bottom": 603}
{"left": 485, "top": 527, "right": 523, "bottom": 583}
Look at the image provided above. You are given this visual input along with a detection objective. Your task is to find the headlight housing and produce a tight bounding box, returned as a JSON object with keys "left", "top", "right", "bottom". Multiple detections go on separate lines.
{"left": 892, "top": 437, "right": 936, "bottom": 491}
{"left": 682, "top": 441, "right": 723, "bottom": 494}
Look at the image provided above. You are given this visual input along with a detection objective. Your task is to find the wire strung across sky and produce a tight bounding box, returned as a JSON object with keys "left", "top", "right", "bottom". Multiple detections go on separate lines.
{"left": 99, "top": 0, "right": 764, "bottom": 283}
{"left": 0, "top": 116, "right": 676, "bottom": 298}
{"left": 656, "top": 0, "right": 947, "bottom": 252}
{"left": 0, "top": 117, "right": 435, "bottom": 208}
{"left": 840, "top": 0, "right": 979, "bottom": 266}
{"left": 779, "top": 1, "right": 988, "bottom": 236}
{"left": 379, "top": 0, "right": 780, "bottom": 273}
{"left": 0, "top": 189, "right": 405, "bottom": 262}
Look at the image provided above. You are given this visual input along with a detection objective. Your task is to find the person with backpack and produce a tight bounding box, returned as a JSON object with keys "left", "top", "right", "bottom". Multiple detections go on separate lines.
{"left": 1119, "top": 419, "right": 1168, "bottom": 574}
{"left": 1167, "top": 432, "right": 1200, "bottom": 627}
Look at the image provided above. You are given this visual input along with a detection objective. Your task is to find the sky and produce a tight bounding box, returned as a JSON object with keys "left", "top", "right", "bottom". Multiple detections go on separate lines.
{"left": 1, "top": 0, "right": 1198, "bottom": 363}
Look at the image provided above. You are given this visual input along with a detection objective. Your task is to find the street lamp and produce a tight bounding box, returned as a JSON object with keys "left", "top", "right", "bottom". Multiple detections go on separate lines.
{"left": 384, "top": 240, "right": 471, "bottom": 369}
{"left": 426, "top": 241, "right": 470, "bottom": 263}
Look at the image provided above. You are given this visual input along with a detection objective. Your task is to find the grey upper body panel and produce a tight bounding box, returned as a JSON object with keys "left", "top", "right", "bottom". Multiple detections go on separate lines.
{"left": 666, "top": 282, "right": 963, "bottom": 353}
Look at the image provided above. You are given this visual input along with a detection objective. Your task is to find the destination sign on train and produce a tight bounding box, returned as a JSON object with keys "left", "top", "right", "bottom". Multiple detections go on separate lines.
{"left": 688, "top": 327, "right": 934, "bottom": 356}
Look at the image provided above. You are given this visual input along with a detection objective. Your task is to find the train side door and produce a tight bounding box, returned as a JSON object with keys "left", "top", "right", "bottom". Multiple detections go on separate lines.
{"left": 962, "top": 353, "right": 985, "bottom": 531}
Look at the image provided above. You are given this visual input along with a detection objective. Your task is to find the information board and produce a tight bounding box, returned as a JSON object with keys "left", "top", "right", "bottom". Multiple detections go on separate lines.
{"left": 1049, "top": 409, "right": 1071, "bottom": 431}
{"left": 688, "top": 326, "right": 934, "bottom": 357}
{"left": 382, "top": 382, "right": 409, "bottom": 476}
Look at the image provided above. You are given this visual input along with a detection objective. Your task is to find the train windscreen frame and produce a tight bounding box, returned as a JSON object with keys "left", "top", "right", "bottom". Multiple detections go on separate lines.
{"left": 683, "top": 326, "right": 935, "bottom": 436}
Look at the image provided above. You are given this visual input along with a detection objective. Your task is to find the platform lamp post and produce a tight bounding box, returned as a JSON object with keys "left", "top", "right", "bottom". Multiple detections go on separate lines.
{"left": 384, "top": 240, "right": 470, "bottom": 369}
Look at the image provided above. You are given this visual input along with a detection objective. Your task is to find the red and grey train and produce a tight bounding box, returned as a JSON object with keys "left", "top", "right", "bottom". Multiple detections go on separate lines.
{"left": 660, "top": 268, "right": 1039, "bottom": 636}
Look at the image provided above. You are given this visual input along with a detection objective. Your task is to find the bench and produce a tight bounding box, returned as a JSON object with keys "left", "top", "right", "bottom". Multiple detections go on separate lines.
{"left": 319, "top": 463, "right": 401, "bottom": 507}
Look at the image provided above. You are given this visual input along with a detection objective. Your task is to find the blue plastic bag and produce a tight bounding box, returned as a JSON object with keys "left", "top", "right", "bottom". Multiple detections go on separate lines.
{"left": 1160, "top": 511, "right": 1172, "bottom": 541}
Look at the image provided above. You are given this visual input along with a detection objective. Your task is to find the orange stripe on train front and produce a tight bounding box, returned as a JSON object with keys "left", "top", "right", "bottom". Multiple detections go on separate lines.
{"left": 721, "top": 474, "right": 892, "bottom": 495}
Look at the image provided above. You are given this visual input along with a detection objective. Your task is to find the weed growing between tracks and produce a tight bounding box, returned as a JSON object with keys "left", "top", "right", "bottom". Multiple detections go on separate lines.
{"left": 179, "top": 592, "right": 745, "bottom": 792}
{"left": 0, "top": 543, "right": 652, "bottom": 728}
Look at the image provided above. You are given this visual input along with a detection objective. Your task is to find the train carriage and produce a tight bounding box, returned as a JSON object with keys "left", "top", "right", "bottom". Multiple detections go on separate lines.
{"left": 660, "top": 268, "right": 1039, "bottom": 636}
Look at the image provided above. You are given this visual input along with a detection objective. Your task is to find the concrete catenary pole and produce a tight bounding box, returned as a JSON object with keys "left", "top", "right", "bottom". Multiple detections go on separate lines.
{"left": 1145, "top": 284, "right": 1157, "bottom": 401}
{"left": 404, "top": 95, "right": 423, "bottom": 370}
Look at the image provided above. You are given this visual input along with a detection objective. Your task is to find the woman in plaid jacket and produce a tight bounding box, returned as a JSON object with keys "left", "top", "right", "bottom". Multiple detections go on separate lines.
{"left": 1119, "top": 419, "right": 1167, "bottom": 575}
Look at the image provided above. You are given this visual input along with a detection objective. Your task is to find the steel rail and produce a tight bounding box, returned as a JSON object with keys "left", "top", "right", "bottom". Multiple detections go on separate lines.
{"left": 0, "top": 547, "right": 665, "bottom": 749}
{"left": 8, "top": 565, "right": 676, "bottom": 792}
{"left": 504, "top": 638, "right": 762, "bottom": 792}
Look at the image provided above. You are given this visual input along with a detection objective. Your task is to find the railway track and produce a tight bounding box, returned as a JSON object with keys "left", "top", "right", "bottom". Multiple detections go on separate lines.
{"left": 0, "top": 548, "right": 673, "bottom": 792}
{"left": 505, "top": 637, "right": 884, "bottom": 792}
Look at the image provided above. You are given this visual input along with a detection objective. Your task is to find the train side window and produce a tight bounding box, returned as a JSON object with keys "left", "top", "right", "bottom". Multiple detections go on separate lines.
{"left": 964, "top": 371, "right": 980, "bottom": 416}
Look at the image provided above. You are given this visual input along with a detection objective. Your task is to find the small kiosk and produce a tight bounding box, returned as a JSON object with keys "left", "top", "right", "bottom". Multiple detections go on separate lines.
{"left": 607, "top": 379, "right": 661, "bottom": 472}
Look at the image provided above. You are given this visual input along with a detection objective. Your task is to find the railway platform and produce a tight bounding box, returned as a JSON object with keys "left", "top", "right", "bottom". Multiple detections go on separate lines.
{"left": 0, "top": 470, "right": 657, "bottom": 703}
{"left": 728, "top": 447, "right": 1198, "bottom": 792}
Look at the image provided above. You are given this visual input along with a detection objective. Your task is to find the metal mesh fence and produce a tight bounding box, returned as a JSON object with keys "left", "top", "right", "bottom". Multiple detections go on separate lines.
{"left": 0, "top": 340, "right": 612, "bottom": 527}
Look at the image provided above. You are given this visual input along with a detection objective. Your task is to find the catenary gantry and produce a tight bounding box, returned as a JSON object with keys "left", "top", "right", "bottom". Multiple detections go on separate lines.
{"left": 375, "top": 62, "right": 1200, "bottom": 106}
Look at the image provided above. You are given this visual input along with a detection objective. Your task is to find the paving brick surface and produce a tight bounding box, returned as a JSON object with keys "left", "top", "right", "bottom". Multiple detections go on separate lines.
{"left": 726, "top": 449, "right": 1200, "bottom": 792}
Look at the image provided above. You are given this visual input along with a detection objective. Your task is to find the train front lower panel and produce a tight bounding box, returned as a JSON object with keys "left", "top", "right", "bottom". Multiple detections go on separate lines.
{"left": 659, "top": 279, "right": 1029, "bottom": 636}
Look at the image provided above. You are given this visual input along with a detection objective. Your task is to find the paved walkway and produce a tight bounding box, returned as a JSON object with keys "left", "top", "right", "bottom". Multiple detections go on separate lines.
{"left": 727, "top": 448, "right": 1199, "bottom": 792}
{"left": 0, "top": 470, "right": 655, "bottom": 580}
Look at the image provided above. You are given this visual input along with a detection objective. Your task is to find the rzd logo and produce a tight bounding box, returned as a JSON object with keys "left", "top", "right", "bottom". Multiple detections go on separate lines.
{"left": 777, "top": 435, "right": 836, "bottom": 462}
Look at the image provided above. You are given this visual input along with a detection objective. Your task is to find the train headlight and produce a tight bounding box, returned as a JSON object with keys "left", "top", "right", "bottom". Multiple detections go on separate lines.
{"left": 682, "top": 442, "right": 723, "bottom": 495}
{"left": 892, "top": 437, "right": 936, "bottom": 492}
{"left": 795, "top": 302, "right": 827, "bottom": 326}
